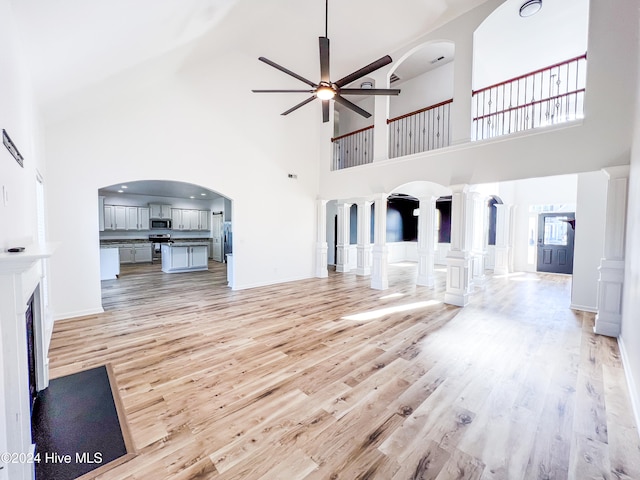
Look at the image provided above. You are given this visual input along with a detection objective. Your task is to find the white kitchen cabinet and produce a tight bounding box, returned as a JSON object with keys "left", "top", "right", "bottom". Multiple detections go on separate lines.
{"left": 190, "top": 245, "right": 208, "bottom": 267}
{"left": 198, "top": 210, "right": 210, "bottom": 231}
{"left": 134, "top": 243, "right": 152, "bottom": 262}
{"left": 103, "top": 205, "right": 115, "bottom": 230}
{"left": 119, "top": 246, "right": 134, "bottom": 263}
{"left": 171, "top": 209, "right": 198, "bottom": 230}
{"left": 149, "top": 204, "right": 172, "bottom": 219}
{"left": 138, "top": 207, "right": 150, "bottom": 230}
{"left": 161, "top": 244, "right": 208, "bottom": 272}
{"left": 99, "top": 196, "right": 106, "bottom": 231}
{"left": 126, "top": 207, "right": 138, "bottom": 230}
{"left": 104, "top": 205, "right": 150, "bottom": 230}
{"left": 119, "top": 243, "right": 152, "bottom": 264}
{"left": 100, "top": 247, "right": 120, "bottom": 280}
{"left": 114, "top": 206, "right": 127, "bottom": 230}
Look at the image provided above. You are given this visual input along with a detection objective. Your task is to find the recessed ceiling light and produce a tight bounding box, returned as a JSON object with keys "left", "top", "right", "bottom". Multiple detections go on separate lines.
{"left": 118, "top": 190, "right": 124, "bottom": 193}
{"left": 121, "top": 185, "right": 128, "bottom": 189}
{"left": 190, "top": 196, "right": 195, "bottom": 199}
{"left": 200, "top": 193, "right": 207, "bottom": 196}
{"left": 519, "top": 0, "right": 542, "bottom": 17}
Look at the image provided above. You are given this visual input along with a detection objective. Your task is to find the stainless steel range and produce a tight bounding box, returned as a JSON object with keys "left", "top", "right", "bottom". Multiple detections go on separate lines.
{"left": 149, "top": 233, "right": 171, "bottom": 262}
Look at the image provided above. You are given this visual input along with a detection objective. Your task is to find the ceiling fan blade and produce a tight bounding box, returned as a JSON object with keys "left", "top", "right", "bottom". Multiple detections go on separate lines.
{"left": 252, "top": 89, "right": 315, "bottom": 93}
{"left": 334, "top": 55, "right": 393, "bottom": 88}
{"left": 259, "top": 57, "right": 317, "bottom": 88}
{"left": 334, "top": 95, "right": 371, "bottom": 118}
{"left": 281, "top": 96, "right": 317, "bottom": 116}
{"left": 319, "top": 37, "right": 330, "bottom": 83}
{"left": 338, "top": 88, "right": 401, "bottom": 95}
{"left": 322, "top": 100, "right": 330, "bottom": 123}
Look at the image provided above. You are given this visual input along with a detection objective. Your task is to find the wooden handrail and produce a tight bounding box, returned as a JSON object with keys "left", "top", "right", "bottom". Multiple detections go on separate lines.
{"left": 472, "top": 53, "right": 587, "bottom": 96}
{"left": 331, "top": 125, "right": 374, "bottom": 142}
{"left": 472, "top": 88, "right": 586, "bottom": 122}
{"left": 386, "top": 98, "right": 454, "bottom": 124}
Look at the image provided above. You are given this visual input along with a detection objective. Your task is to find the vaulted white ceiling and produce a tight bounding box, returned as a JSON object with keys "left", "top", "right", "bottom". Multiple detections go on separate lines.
{"left": 10, "top": 0, "right": 491, "bottom": 120}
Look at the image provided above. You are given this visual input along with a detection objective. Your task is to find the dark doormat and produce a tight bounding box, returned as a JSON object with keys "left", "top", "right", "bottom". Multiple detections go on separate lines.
{"left": 32, "top": 364, "right": 135, "bottom": 480}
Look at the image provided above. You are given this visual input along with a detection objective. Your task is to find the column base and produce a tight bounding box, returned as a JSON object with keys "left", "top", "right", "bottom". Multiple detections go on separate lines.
{"left": 336, "top": 245, "right": 350, "bottom": 273}
{"left": 315, "top": 242, "right": 328, "bottom": 278}
{"left": 445, "top": 251, "right": 472, "bottom": 307}
{"left": 444, "top": 291, "right": 469, "bottom": 307}
{"left": 370, "top": 245, "right": 388, "bottom": 290}
{"left": 594, "top": 259, "right": 624, "bottom": 338}
{"left": 355, "top": 245, "right": 372, "bottom": 276}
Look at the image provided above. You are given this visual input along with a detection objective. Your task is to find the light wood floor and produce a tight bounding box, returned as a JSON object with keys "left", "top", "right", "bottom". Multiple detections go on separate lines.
{"left": 48, "top": 262, "right": 640, "bottom": 479}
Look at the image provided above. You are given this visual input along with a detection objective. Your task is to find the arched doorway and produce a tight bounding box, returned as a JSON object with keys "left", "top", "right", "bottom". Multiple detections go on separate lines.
{"left": 97, "top": 179, "right": 233, "bottom": 292}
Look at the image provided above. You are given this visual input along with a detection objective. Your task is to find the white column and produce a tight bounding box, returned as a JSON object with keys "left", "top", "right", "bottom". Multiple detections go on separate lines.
{"left": 355, "top": 200, "right": 372, "bottom": 276}
{"left": 335, "top": 202, "right": 352, "bottom": 273}
{"left": 445, "top": 185, "right": 473, "bottom": 306}
{"left": 371, "top": 194, "right": 389, "bottom": 290}
{"left": 372, "top": 80, "right": 390, "bottom": 162}
{"left": 470, "top": 192, "right": 487, "bottom": 289}
{"left": 416, "top": 196, "right": 437, "bottom": 287}
{"left": 493, "top": 204, "right": 513, "bottom": 275}
{"left": 595, "top": 166, "right": 629, "bottom": 337}
{"left": 315, "top": 199, "right": 328, "bottom": 278}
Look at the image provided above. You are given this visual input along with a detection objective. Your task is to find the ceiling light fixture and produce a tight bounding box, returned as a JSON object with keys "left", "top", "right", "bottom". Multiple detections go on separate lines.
{"left": 121, "top": 185, "right": 128, "bottom": 189}
{"left": 360, "top": 81, "right": 373, "bottom": 89}
{"left": 519, "top": 0, "right": 542, "bottom": 17}
{"left": 316, "top": 84, "right": 335, "bottom": 100}
{"left": 117, "top": 190, "right": 123, "bottom": 193}
{"left": 200, "top": 193, "right": 207, "bottom": 196}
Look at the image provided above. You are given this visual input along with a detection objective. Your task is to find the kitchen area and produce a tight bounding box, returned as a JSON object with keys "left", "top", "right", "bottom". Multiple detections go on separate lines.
{"left": 98, "top": 180, "right": 232, "bottom": 281}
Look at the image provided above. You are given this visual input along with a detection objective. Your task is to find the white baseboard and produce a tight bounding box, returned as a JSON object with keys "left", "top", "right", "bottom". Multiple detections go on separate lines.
{"left": 617, "top": 336, "right": 640, "bottom": 438}
{"left": 232, "top": 274, "right": 315, "bottom": 291}
{"left": 53, "top": 307, "right": 105, "bottom": 321}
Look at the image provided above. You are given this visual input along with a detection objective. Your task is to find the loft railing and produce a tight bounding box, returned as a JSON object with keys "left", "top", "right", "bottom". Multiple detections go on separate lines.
{"left": 331, "top": 125, "right": 374, "bottom": 171}
{"left": 388, "top": 99, "right": 453, "bottom": 158}
{"left": 472, "top": 53, "right": 587, "bottom": 140}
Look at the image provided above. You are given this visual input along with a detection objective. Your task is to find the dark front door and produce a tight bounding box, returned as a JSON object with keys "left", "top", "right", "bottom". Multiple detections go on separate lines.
{"left": 537, "top": 212, "right": 575, "bottom": 274}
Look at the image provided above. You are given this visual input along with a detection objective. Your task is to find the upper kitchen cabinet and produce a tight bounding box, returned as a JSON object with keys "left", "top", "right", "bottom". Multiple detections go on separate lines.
{"left": 199, "top": 210, "right": 210, "bottom": 231}
{"left": 149, "top": 204, "right": 172, "bottom": 219}
{"left": 103, "top": 204, "right": 149, "bottom": 230}
{"left": 172, "top": 208, "right": 210, "bottom": 231}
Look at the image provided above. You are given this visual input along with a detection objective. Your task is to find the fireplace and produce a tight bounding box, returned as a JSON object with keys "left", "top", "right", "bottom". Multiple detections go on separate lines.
{"left": 0, "top": 244, "right": 55, "bottom": 480}
{"left": 26, "top": 293, "right": 37, "bottom": 412}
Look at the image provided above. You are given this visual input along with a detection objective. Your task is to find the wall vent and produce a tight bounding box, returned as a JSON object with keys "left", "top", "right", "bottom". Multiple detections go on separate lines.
{"left": 390, "top": 73, "right": 401, "bottom": 84}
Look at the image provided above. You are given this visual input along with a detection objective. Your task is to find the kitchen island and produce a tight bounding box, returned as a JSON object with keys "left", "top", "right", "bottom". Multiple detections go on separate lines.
{"left": 161, "top": 242, "right": 209, "bottom": 273}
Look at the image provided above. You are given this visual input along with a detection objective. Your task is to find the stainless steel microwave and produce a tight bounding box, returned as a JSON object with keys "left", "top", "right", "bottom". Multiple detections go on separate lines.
{"left": 150, "top": 219, "right": 171, "bottom": 229}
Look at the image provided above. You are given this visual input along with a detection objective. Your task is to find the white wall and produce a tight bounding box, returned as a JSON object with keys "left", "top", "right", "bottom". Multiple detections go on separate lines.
{"left": 473, "top": 0, "right": 589, "bottom": 89}
{"left": 0, "top": 0, "right": 45, "bottom": 250}
{"left": 45, "top": 45, "right": 321, "bottom": 319}
{"left": 620, "top": 31, "right": 640, "bottom": 431}
{"left": 389, "top": 61, "right": 454, "bottom": 119}
{"left": 571, "top": 171, "right": 607, "bottom": 311}
{"left": 0, "top": 1, "right": 48, "bottom": 478}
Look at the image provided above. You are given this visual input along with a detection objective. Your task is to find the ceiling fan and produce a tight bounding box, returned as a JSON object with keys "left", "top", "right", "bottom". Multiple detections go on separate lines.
{"left": 252, "top": 0, "right": 401, "bottom": 123}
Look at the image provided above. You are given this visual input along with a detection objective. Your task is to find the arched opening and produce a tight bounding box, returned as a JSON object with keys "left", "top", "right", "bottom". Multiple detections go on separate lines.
{"left": 388, "top": 40, "right": 455, "bottom": 158}
{"left": 472, "top": 0, "right": 589, "bottom": 139}
{"left": 97, "top": 180, "right": 232, "bottom": 291}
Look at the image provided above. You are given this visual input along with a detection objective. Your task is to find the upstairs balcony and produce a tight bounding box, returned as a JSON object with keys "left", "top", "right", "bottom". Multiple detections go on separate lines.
{"left": 331, "top": 54, "right": 587, "bottom": 171}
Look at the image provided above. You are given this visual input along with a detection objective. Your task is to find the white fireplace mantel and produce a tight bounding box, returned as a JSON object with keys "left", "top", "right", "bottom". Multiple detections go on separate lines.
{"left": 0, "top": 242, "right": 56, "bottom": 480}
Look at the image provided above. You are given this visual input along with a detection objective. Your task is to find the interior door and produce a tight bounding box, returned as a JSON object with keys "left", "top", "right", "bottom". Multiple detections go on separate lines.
{"left": 537, "top": 212, "right": 575, "bottom": 274}
{"left": 211, "top": 214, "right": 223, "bottom": 262}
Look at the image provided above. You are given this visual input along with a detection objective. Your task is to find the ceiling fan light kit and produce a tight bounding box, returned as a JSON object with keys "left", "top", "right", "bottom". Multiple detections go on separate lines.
{"left": 252, "top": 0, "right": 400, "bottom": 123}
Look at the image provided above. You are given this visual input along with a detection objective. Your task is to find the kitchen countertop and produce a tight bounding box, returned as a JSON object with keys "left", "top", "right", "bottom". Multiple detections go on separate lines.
{"left": 163, "top": 242, "right": 209, "bottom": 247}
